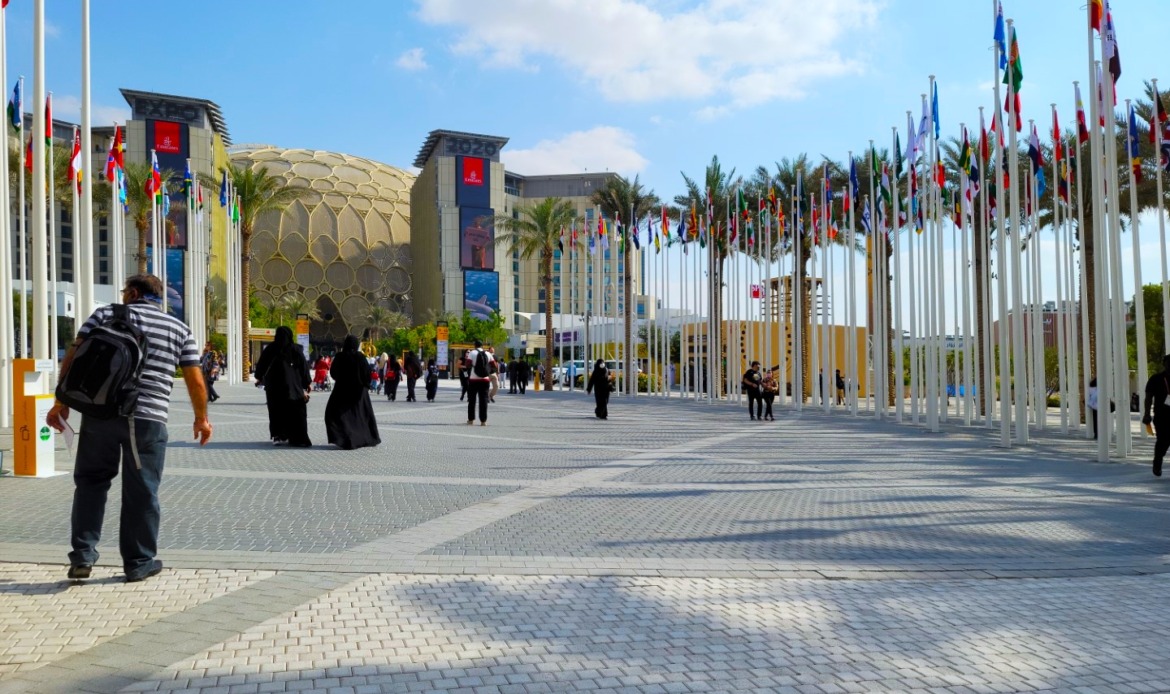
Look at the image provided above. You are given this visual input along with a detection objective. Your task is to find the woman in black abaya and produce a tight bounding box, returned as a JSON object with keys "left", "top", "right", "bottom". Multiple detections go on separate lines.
{"left": 253, "top": 326, "right": 312, "bottom": 446}
{"left": 324, "top": 336, "right": 382, "bottom": 449}
{"left": 586, "top": 359, "right": 611, "bottom": 420}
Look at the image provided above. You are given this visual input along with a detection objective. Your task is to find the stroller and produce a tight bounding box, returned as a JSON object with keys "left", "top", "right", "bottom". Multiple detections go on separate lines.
{"left": 312, "top": 357, "right": 332, "bottom": 392}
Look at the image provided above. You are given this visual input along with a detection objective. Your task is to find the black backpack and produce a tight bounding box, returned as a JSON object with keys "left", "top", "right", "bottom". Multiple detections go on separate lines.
{"left": 473, "top": 350, "right": 490, "bottom": 377}
{"left": 55, "top": 304, "right": 147, "bottom": 419}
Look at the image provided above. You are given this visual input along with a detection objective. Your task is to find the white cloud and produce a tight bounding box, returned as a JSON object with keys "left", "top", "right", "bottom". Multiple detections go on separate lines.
{"left": 45, "top": 21, "right": 60, "bottom": 38}
{"left": 502, "top": 126, "right": 647, "bottom": 176}
{"left": 416, "top": 0, "right": 878, "bottom": 113}
{"left": 395, "top": 47, "right": 429, "bottom": 71}
{"left": 50, "top": 95, "right": 131, "bottom": 127}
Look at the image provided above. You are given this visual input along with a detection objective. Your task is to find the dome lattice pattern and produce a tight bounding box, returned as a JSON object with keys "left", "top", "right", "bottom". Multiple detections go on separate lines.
{"left": 232, "top": 147, "right": 415, "bottom": 343}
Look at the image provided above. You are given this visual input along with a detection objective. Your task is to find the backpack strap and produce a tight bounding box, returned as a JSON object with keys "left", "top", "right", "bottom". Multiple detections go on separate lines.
{"left": 112, "top": 303, "right": 129, "bottom": 322}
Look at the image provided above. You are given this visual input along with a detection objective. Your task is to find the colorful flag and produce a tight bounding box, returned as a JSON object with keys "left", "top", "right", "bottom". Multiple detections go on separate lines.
{"left": 750, "top": 284, "right": 763, "bottom": 299}
{"left": 979, "top": 110, "right": 990, "bottom": 165}
{"left": 848, "top": 159, "right": 859, "bottom": 213}
{"left": 183, "top": 161, "right": 193, "bottom": 200}
{"left": 219, "top": 169, "right": 228, "bottom": 207}
{"left": 1103, "top": 7, "right": 1121, "bottom": 83}
{"left": 860, "top": 199, "right": 872, "bottom": 235}
{"left": 1075, "top": 83, "right": 1090, "bottom": 144}
{"left": 1090, "top": 0, "right": 1103, "bottom": 32}
{"left": 931, "top": 80, "right": 940, "bottom": 139}
{"left": 994, "top": 1, "right": 1007, "bottom": 69}
{"left": 1028, "top": 124, "right": 1047, "bottom": 196}
{"left": 161, "top": 179, "right": 170, "bottom": 216}
{"left": 145, "top": 150, "right": 161, "bottom": 199}
{"left": 23, "top": 131, "right": 30, "bottom": 172}
{"left": 104, "top": 125, "right": 123, "bottom": 181}
{"left": 6, "top": 79, "right": 19, "bottom": 131}
{"left": 558, "top": 226, "right": 564, "bottom": 253}
{"left": 1128, "top": 103, "right": 1143, "bottom": 183}
{"left": 1003, "top": 27, "right": 1023, "bottom": 131}
{"left": 68, "top": 127, "right": 81, "bottom": 192}
{"left": 44, "top": 94, "right": 51, "bottom": 145}
{"left": 1052, "top": 108, "right": 1064, "bottom": 165}
{"left": 1150, "top": 83, "right": 1168, "bottom": 143}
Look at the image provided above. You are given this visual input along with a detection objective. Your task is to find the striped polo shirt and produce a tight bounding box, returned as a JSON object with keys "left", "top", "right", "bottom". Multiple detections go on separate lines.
{"left": 75, "top": 301, "right": 200, "bottom": 424}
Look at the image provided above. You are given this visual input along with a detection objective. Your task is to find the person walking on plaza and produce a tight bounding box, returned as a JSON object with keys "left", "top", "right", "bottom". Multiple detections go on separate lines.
{"left": 384, "top": 354, "right": 401, "bottom": 401}
{"left": 1087, "top": 378, "right": 1100, "bottom": 440}
{"left": 425, "top": 358, "right": 440, "bottom": 402}
{"left": 202, "top": 348, "right": 221, "bottom": 403}
{"left": 508, "top": 358, "right": 519, "bottom": 394}
{"left": 587, "top": 359, "right": 612, "bottom": 419}
{"left": 325, "top": 336, "right": 381, "bottom": 450}
{"left": 47, "top": 274, "right": 212, "bottom": 583}
{"left": 518, "top": 360, "right": 530, "bottom": 394}
{"left": 835, "top": 369, "right": 845, "bottom": 406}
{"left": 742, "top": 360, "right": 764, "bottom": 420}
{"left": 254, "top": 326, "right": 313, "bottom": 447}
{"left": 1142, "top": 355, "right": 1170, "bottom": 477}
{"left": 762, "top": 368, "right": 778, "bottom": 421}
{"left": 403, "top": 351, "right": 421, "bottom": 402}
{"left": 458, "top": 349, "right": 470, "bottom": 401}
{"left": 465, "top": 340, "right": 494, "bottom": 425}
{"left": 312, "top": 353, "right": 331, "bottom": 391}
{"left": 487, "top": 347, "right": 500, "bottom": 403}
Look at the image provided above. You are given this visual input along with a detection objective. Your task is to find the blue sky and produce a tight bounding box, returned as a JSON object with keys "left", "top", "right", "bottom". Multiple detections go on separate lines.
{"left": 5, "top": 0, "right": 1166, "bottom": 324}
{"left": 9, "top": 0, "right": 1164, "bottom": 201}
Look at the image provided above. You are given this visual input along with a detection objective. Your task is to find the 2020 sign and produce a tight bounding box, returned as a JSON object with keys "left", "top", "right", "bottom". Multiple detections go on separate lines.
{"left": 444, "top": 137, "right": 498, "bottom": 157}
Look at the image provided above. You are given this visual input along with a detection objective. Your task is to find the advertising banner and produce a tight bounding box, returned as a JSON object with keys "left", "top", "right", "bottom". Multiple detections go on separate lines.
{"left": 455, "top": 155, "right": 490, "bottom": 208}
{"left": 147, "top": 247, "right": 186, "bottom": 323}
{"left": 463, "top": 270, "right": 499, "bottom": 321}
{"left": 459, "top": 208, "right": 495, "bottom": 270}
{"left": 436, "top": 322, "right": 449, "bottom": 370}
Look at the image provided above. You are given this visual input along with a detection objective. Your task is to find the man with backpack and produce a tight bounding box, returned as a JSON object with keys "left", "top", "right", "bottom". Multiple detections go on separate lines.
{"left": 46, "top": 274, "right": 212, "bottom": 583}
{"left": 465, "top": 339, "right": 494, "bottom": 426}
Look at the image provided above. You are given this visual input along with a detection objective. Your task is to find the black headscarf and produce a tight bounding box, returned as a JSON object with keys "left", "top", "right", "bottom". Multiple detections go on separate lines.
{"left": 273, "top": 326, "right": 294, "bottom": 349}
{"left": 343, "top": 335, "right": 361, "bottom": 353}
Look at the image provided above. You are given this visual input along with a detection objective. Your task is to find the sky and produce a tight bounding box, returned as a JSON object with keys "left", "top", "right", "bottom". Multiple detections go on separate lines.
{"left": 4, "top": 0, "right": 1167, "bottom": 327}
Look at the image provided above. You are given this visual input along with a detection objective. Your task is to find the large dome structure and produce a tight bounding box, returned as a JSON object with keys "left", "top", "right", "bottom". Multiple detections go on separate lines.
{"left": 230, "top": 146, "right": 415, "bottom": 343}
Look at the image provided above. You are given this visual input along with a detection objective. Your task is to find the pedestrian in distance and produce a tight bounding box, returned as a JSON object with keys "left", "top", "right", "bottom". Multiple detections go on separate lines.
{"left": 384, "top": 354, "right": 401, "bottom": 401}
{"left": 202, "top": 348, "right": 221, "bottom": 403}
{"left": 487, "top": 347, "right": 500, "bottom": 403}
{"left": 425, "top": 358, "right": 439, "bottom": 402}
{"left": 1087, "top": 377, "right": 1100, "bottom": 440}
{"left": 742, "top": 360, "right": 764, "bottom": 420}
{"left": 324, "top": 336, "right": 382, "bottom": 450}
{"left": 761, "top": 368, "right": 778, "bottom": 421}
{"left": 253, "top": 326, "right": 313, "bottom": 447}
{"left": 518, "top": 360, "right": 530, "bottom": 394}
{"left": 312, "top": 354, "right": 331, "bottom": 392}
{"left": 458, "top": 349, "right": 470, "bottom": 401}
{"left": 835, "top": 369, "right": 846, "bottom": 405}
{"left": 508, "top": 358, "right": 519, "bottom": 394}
{"left": 1142, "top": 355, "right": 1170, "bottom": 477}
{"left": 586, "top": 358, "right": 612, "bottom": 419}
{"left": 465, "top": 340, "right": 494, "bottom": 425}
{"left": 403, "top": 351, "right": 421, "bottom": 402}
{"left": 47, "top": 273, "right": 213, "bottom": 583}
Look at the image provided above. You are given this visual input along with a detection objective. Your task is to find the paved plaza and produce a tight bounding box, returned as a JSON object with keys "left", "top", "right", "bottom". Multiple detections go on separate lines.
{"left": 2, "top": 379, "right": 1170, "bottom": 693}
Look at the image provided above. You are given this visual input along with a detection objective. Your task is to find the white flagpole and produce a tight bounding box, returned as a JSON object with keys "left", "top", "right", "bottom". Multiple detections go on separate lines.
{"left": 778, "top": 196, "right": 788, "bottom": 408}
{"left": 980, "top": 111, "right": 994, "bottom": 427}
{"left": 1125, "top": 101, "right": 1149, "bottom": 439}
{"left": 906, "top": 114, "right": 919, "bottom": 425}
{"left": 891, "top": 135, "right": 904, "bottom": 422}
{"left": 849, "top": 160, "right": 858, "bottom": 416}
{"left": 31, "top": 2, "right": 48, "bottom": 362}
{"left": 1005, "top": 20, "right": 1027, "bottom": 444}
{"left": 1052, "top": 110, "right": 1069, "bottom": 435}
{"left": 48, "top": 95, "right": 59, "bottom": 380}
{"left": 18, "top": 77, "right": 26, "bottom": 358}
{"left": 1155, "top": 78, "right": 1170, "bottom": 353}
{"left": 793, "top": 183, "right": 803, "bottom": 410}
{"left": 960, "top": 126, "right": 973, "bottom": 426}
{"left": 1064, "top": 137, "right": 1082, "bottom": 435}
{"left": 78, "top": 0, "right": 93, "bottom": 323}
{"left": 0, "top": 4, "right": 10, "bottom": 426}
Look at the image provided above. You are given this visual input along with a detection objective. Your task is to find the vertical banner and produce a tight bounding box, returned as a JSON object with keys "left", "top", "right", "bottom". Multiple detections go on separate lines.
{"left": 436, "top": 321, "right": 449, "bottom": 371}
{"left": 463, "top": 270, "right": 499, "bottom": 320}
{"left": 460, "top": 208, "right": 495, "bottom": 270}
{"left": 295, "top": 316, "right": 310, "bottom": 355}
{"left": 148, "top": 247, "right": 186, "bottom": 322}
{"left": 455, "top": 156, "right": 490, "bottom": 208}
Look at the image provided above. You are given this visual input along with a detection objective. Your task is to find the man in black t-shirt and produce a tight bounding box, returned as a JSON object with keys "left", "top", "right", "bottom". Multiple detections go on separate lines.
{"left": 742, "top": 361, "right": 763, "bottom": 421}
{"left": 1142, "top": 354, "right": 1170, "bottom": 476}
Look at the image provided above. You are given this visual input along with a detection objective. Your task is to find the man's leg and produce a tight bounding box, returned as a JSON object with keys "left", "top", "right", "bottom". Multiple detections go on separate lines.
{"left": 120, "top": 420, "right": 169, "bottom": 578}
{"left": 478, "top": 381, "right": 489, "bottom": 423}
{"left": 69, "top": 417, "right": 125, "bottom": 569}
{"left": 1154, "top": 416, "right": 1170, "bottom": 475}
{"left": 467, "top": 383, "right": 478, "bottom": 422}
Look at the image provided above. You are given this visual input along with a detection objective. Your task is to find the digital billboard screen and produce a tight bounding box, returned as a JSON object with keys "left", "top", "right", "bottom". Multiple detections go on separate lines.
{"left": 463, "top": 270, "right": 499, "bottom": 321}
{"left": 455, "top": 155, "right": 490, "bottom": 208}
{"left": 459, "top": 207, "right": 495, "bottom": 271}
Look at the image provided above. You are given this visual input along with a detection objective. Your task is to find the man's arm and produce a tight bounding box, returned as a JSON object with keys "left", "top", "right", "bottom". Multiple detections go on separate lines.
{"left": 181, "top": 365, "right": 213, "bottom": 445}
{"left": 45, "top": 337, "right": 84, "bottom": 432}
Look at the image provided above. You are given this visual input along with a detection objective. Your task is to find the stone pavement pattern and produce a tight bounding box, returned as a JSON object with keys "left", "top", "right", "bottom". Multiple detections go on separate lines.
{"left": 1, "top": 380, "right": 1169, "bottom": 693}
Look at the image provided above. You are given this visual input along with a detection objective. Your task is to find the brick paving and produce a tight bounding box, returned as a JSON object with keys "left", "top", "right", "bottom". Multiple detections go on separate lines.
{"left": 1, "top": 379, "right": 1169, "bottom": 693}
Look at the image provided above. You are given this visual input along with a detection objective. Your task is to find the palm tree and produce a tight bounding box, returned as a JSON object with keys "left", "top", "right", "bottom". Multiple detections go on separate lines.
{"left": 216, "top": 162, "right": 310, "bottom": 380}
{"left": 591, "top": 175, "right": 659, "bottom": 393}
{"left": 494, "top": 197, "right": 582, "bottom": 390}
{"left": 364, "top": 305, "right": 409, "bottom": 342}
{"left": 674, "top": 156, "right": 738, "bottom": 393}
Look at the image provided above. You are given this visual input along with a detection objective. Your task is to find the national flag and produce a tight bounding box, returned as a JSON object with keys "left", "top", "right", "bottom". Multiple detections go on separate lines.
{"left": 860, "top": 200, "right": 872, "bottom": 235}
{"left": 44, "top": 94, "right": 51, "bottom": 145}
{"left": 906, "top": 112, "right": 918, "bottom": 168}
{"left": 823, "top": 162, "right": 834, "bottom": 203}
{"left": 145, "top": 150, "right": 161, "bottom": 199}
{"left": 588, "top": 229, "right": 596, "bottom": 254}
{"left": 219, "top": 169, "right": 228, "bottom": 207}
{"left": 68, "top": 127, "right": 81, "bottom": 193}
{"left": 894, "top": 131, "right": 904, "bottom": 176}
{"left": 931, "top": 80, "right": 940, "bottom": 139}
{"left": 600, "top": 219, "right": 610, "bottom": 251}
{"left": 632, "top": 218, "right": 641, "bottom": 250}
{"left": 660, "top": 205, "right": 669, "bottom": 239}
{"left": 558, "top": 226, "right": 564, "bottom": 253}
{"left": 1028, "top": 124, "right": 1047, "bottom": 196}
{"left": 1090, "top": 0, "right": 1103, "bottom": 32}
{"left": 1151, "top": 83, "right": 1168, "bottom": 143}
{"left": 1128, "top": 103, "right": 1143, "bottom": 183}
{"left": 848, "top": 159, "right": 859, "bottom": 213}
{"left": 994, "top": 1, "right": 1007, "bottom": 69}
{"left": 1075, "top": 83, "right": 1090, "bottom": 144}
{"left": 1003, "top": 27, "right": 1023, "bottom": 131}
{"left": 1103, "top": 7, "right": 1121, "bottom": 83}
{"left": 969, "top": 151, "right": 982, "bottom": 200}
{"left": 979, "top": 110, "right": 990, "bottom": 165}
{"left": 919, "top": 97, "right": 930, "bottom": 148}
{"left": 183, "top": 161, "right": 193, "bottom": 200}
{"left": 750, "top": 284, "right": 762, "bottom": 300}
{"left": 232, "top": 197, "right": 240, "bottom": 224}
{"left": 1052, "top": 108, "right": 1064, "bottom": 165}
{"left": 161, "top": 179, "right": 170, "bottom": 216}
{"left": 23, "top": 131, "right": 30, "bottom": 172}
{"left": 6, "top": 79, "right": 19, "bottom": 131}
{"left": 1057, "top": 146, "right": 1069, "bottom": 203}
{"left": 104, "top": 125, "right": 123, "bottom": 181}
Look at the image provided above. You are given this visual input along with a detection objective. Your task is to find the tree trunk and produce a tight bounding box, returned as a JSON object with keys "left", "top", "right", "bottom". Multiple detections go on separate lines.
{"left": 973, "top": 214, "right": 987, "bottom": 416}
{"left": 241, "top": 227, "right": 252, "bottom": 381}
{"left": 136, "top": 216, "right": 148, "bottom": 274}
{"left": 543, "top": 251, "right": 554, "bottom": 390}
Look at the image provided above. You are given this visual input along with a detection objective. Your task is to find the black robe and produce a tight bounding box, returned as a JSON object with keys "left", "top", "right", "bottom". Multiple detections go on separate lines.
{"left": 254, "top": 343, "right": 312, "bottom": 446}
{"left": 324, "top": 351, "right": 382, "bottom": 449}
{"left": 587, "top": 366, "right": 611, "bottom": 419}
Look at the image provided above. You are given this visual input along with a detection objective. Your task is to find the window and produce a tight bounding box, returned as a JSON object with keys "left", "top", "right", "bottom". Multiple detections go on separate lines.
{"left": 538, "top": 303, "right": 545, "bottom": 313}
